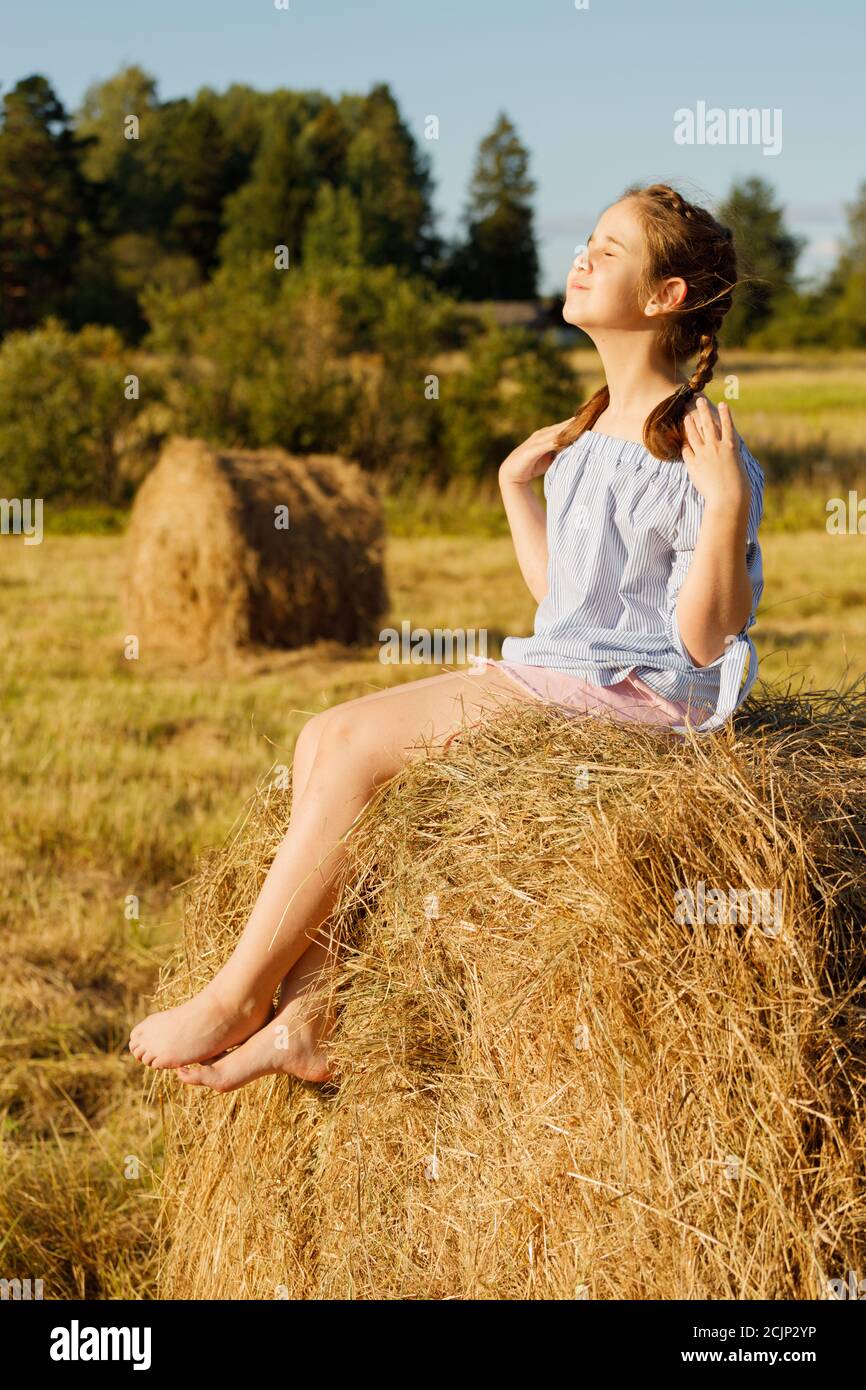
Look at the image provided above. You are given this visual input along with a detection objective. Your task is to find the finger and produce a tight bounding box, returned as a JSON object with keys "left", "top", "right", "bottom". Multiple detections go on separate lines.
{"left": 718, "top": 400, "right": 735, "bottom": 445}
{"left": 707, "top": 400, "right": 723, "bottom": 441}
{"left": 685, "top": 399, "right": 705, "bottom": 435}
{"left": 536, "top": 422, "right": 571, "bottom": 441}
{"left": 683, "top": 410, "right": 700, "bottom": 442}
{"left": 697, "top": 394, "right": 722, "bottom": 441}
{"left": 696, "top": 395, "right": 715, "bottom": 435}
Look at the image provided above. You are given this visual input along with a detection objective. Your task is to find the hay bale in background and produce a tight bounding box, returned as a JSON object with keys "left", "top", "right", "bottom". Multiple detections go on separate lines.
{"left": 154, "top": 688, "right": 866, "bottom": 1299}
{"left": 123, "top": 437, "right": 388, "bottom": 660}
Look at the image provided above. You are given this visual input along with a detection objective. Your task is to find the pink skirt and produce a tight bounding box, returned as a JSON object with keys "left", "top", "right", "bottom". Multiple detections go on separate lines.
{"left": 470, "top": 657, "right": 712, "bottom": 732}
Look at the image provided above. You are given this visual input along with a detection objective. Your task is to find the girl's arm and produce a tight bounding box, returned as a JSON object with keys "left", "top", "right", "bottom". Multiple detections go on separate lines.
{"left": 675, "top": 494, "right": 752, "bottom": 665}
{"left": 498, "top": 420, "right": 573, "bottom": 605}
{"left": 498, "top": 472, "right": 548, "bottom": 604}
{"left": 674, "top": 397, "right": 755, "bottom": 666}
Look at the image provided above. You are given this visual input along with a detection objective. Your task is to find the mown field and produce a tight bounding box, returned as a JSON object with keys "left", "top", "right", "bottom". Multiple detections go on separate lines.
{"left": 2, "top": 351, "right": 865, "bottom": 1298}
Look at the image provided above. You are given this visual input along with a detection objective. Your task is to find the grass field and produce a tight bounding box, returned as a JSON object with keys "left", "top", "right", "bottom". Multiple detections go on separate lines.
{"left": 2, "top": 352, "right": 865, "bottom": 1298}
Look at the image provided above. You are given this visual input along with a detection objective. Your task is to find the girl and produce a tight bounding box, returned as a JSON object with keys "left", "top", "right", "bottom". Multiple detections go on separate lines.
{"left": 129, "top": 181, "right": 764, "bottom": 1090}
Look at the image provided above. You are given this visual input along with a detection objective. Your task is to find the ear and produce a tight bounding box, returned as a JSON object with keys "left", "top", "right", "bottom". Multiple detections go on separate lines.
{"left": 644, "top": 276, "right": 688, "bottom": 317}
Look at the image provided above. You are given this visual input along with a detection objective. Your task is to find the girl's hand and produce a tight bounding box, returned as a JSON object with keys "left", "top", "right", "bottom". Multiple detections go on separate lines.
{"left": 499, "top": 419, "right": 576, "bottom": 485}
{"left": 682, "top": 396, "right": 751, "bottom": 512}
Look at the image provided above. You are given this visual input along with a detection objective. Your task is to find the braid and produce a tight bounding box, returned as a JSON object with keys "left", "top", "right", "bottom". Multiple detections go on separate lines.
{"left": 686, "top": 331, "right": 719, "bottom": 395}
{"left": 657, "top": 187, "right": 691, "bottom": 222}
{"left": 618, "top": 181, "right": 740, "bottom": 458}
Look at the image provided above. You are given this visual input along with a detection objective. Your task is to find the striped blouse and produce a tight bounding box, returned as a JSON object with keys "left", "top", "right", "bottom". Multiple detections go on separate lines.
{"left": 500, "top": 428, "right": 765, "bottom": 734}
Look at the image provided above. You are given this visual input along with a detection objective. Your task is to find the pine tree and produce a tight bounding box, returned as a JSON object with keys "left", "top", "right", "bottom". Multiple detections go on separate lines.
{"left": 717, "top": 177, "right": 804, "bottom": 345}
{"left": 444, "top": 113, "right": 539, "bottom": 300}
{"left": 0, "top": 76, "right": 94, "bottom": 332}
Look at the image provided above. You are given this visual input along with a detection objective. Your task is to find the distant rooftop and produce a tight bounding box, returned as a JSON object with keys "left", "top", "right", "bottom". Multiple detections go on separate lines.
{"left": 461, "top": 299, "right": 587, "bottom": 346}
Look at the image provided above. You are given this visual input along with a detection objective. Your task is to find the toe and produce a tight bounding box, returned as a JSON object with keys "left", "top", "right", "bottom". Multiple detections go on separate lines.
{"left": 181, "top": 1038, "right": 270, "bottom": 1093}
{"left": 177, "top": 1064, "right": 207, "bottom": 1088}
{"left": 177, "top": 1062, "right": 225, "bottom": 1090}
{"left": 196, "top": 1060, "right": 242, "bottom": 1093}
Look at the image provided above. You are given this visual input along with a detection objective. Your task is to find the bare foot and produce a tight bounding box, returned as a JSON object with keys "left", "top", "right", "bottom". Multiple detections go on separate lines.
{"left": 175, "top": 992, "right": 335, "bottom": 1092}
{"left": 128, "top": 980, "right": 274, "bottom": 1070}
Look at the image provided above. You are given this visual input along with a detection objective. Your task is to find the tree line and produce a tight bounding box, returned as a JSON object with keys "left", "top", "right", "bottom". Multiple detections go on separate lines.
{"left": 0, "top": 69, "right": 539, "bottom": 340}
{"left": 1, "top": 66, "right": 864, "bottom": 346}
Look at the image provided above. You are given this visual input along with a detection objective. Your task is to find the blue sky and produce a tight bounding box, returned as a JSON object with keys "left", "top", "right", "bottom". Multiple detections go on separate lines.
{"left": 3, "top": 0, "right": 864, "bottom": 292}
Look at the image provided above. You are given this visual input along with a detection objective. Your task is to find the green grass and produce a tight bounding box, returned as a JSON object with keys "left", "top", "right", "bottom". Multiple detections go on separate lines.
{"left": 42, "top": 504, "right": 130, "bottom": 536}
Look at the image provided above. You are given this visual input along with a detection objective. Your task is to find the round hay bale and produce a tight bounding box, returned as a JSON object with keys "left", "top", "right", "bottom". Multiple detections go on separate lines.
{"left": 123, "top": 437, "right": 388, "bottom": 660}
{"left": 153, "top": 685, "right": 866, "bottom": 1299}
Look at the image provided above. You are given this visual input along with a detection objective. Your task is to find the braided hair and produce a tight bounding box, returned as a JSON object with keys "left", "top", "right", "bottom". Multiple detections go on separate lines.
{"left": 555, "top": 183, "right": 740, "bottom": 462}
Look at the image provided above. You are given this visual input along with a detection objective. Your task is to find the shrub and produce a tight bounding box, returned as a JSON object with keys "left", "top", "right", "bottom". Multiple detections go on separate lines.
{"left": 0, "top": 319, "right": 134, "bottom": 502}
{"left": 438, "top": 326, "right": 581, "bottom": 483}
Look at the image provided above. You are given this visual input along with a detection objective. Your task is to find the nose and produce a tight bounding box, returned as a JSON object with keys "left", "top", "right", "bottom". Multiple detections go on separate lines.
{"left": 572, "top": 243, "right": 590, "bottom": 273}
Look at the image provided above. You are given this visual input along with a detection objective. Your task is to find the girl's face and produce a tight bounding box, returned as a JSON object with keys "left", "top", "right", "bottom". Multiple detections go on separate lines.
{"left": 564, "top": 198, "right": 684, "bottom": 333}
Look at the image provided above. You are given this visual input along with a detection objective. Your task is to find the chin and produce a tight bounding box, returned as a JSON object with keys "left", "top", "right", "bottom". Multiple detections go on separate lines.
{"left": 562, "top": 298, "right": 583, "bottom": 328}
{"left": 563, "top": 288, "right": 599, "bottom": 330}
{"left": 563, "top": 305, "right": 594, "bottom": 331}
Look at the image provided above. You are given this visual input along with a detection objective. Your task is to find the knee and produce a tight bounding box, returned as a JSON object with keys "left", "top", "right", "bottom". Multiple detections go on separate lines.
{"left": 308, "top": 705, "right": 400, "bottom": 782}
{"left": 295, "top": 708, "right": 347, "bottom": 772}
{"left": 295, "top": 712, "right": 326, "bottom": 766}
{"left": 299, "top": 706, "right": 357, "bottom": 766}
{"left": 315, "top": 706, "right": 361, "bottom": 754}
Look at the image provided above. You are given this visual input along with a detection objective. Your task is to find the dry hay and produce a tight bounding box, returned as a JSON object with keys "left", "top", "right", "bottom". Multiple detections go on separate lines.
{"left": 153, "top": 683, "right": 866, "bottom": 1299}
{"left": 123, "top": 437, "right": 388, "bottom": 661}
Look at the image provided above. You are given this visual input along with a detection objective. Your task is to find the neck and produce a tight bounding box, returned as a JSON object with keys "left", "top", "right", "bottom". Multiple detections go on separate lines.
{"left": 590, "top": 327, "right": 688, "bottom": 428}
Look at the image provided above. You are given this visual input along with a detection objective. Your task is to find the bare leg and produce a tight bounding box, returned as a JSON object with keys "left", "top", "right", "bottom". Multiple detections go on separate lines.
{"left": 275, "top": 709, "right": 340, "bottom": 1013}
{"left": 252, "top": 717, "right": 344, "bottom": 1083}
{"left": 185, "top": 716, "right": 341, "bottom": 1085}
{"left": 129, "top": 665, "right": 537, "bottom": 1077}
